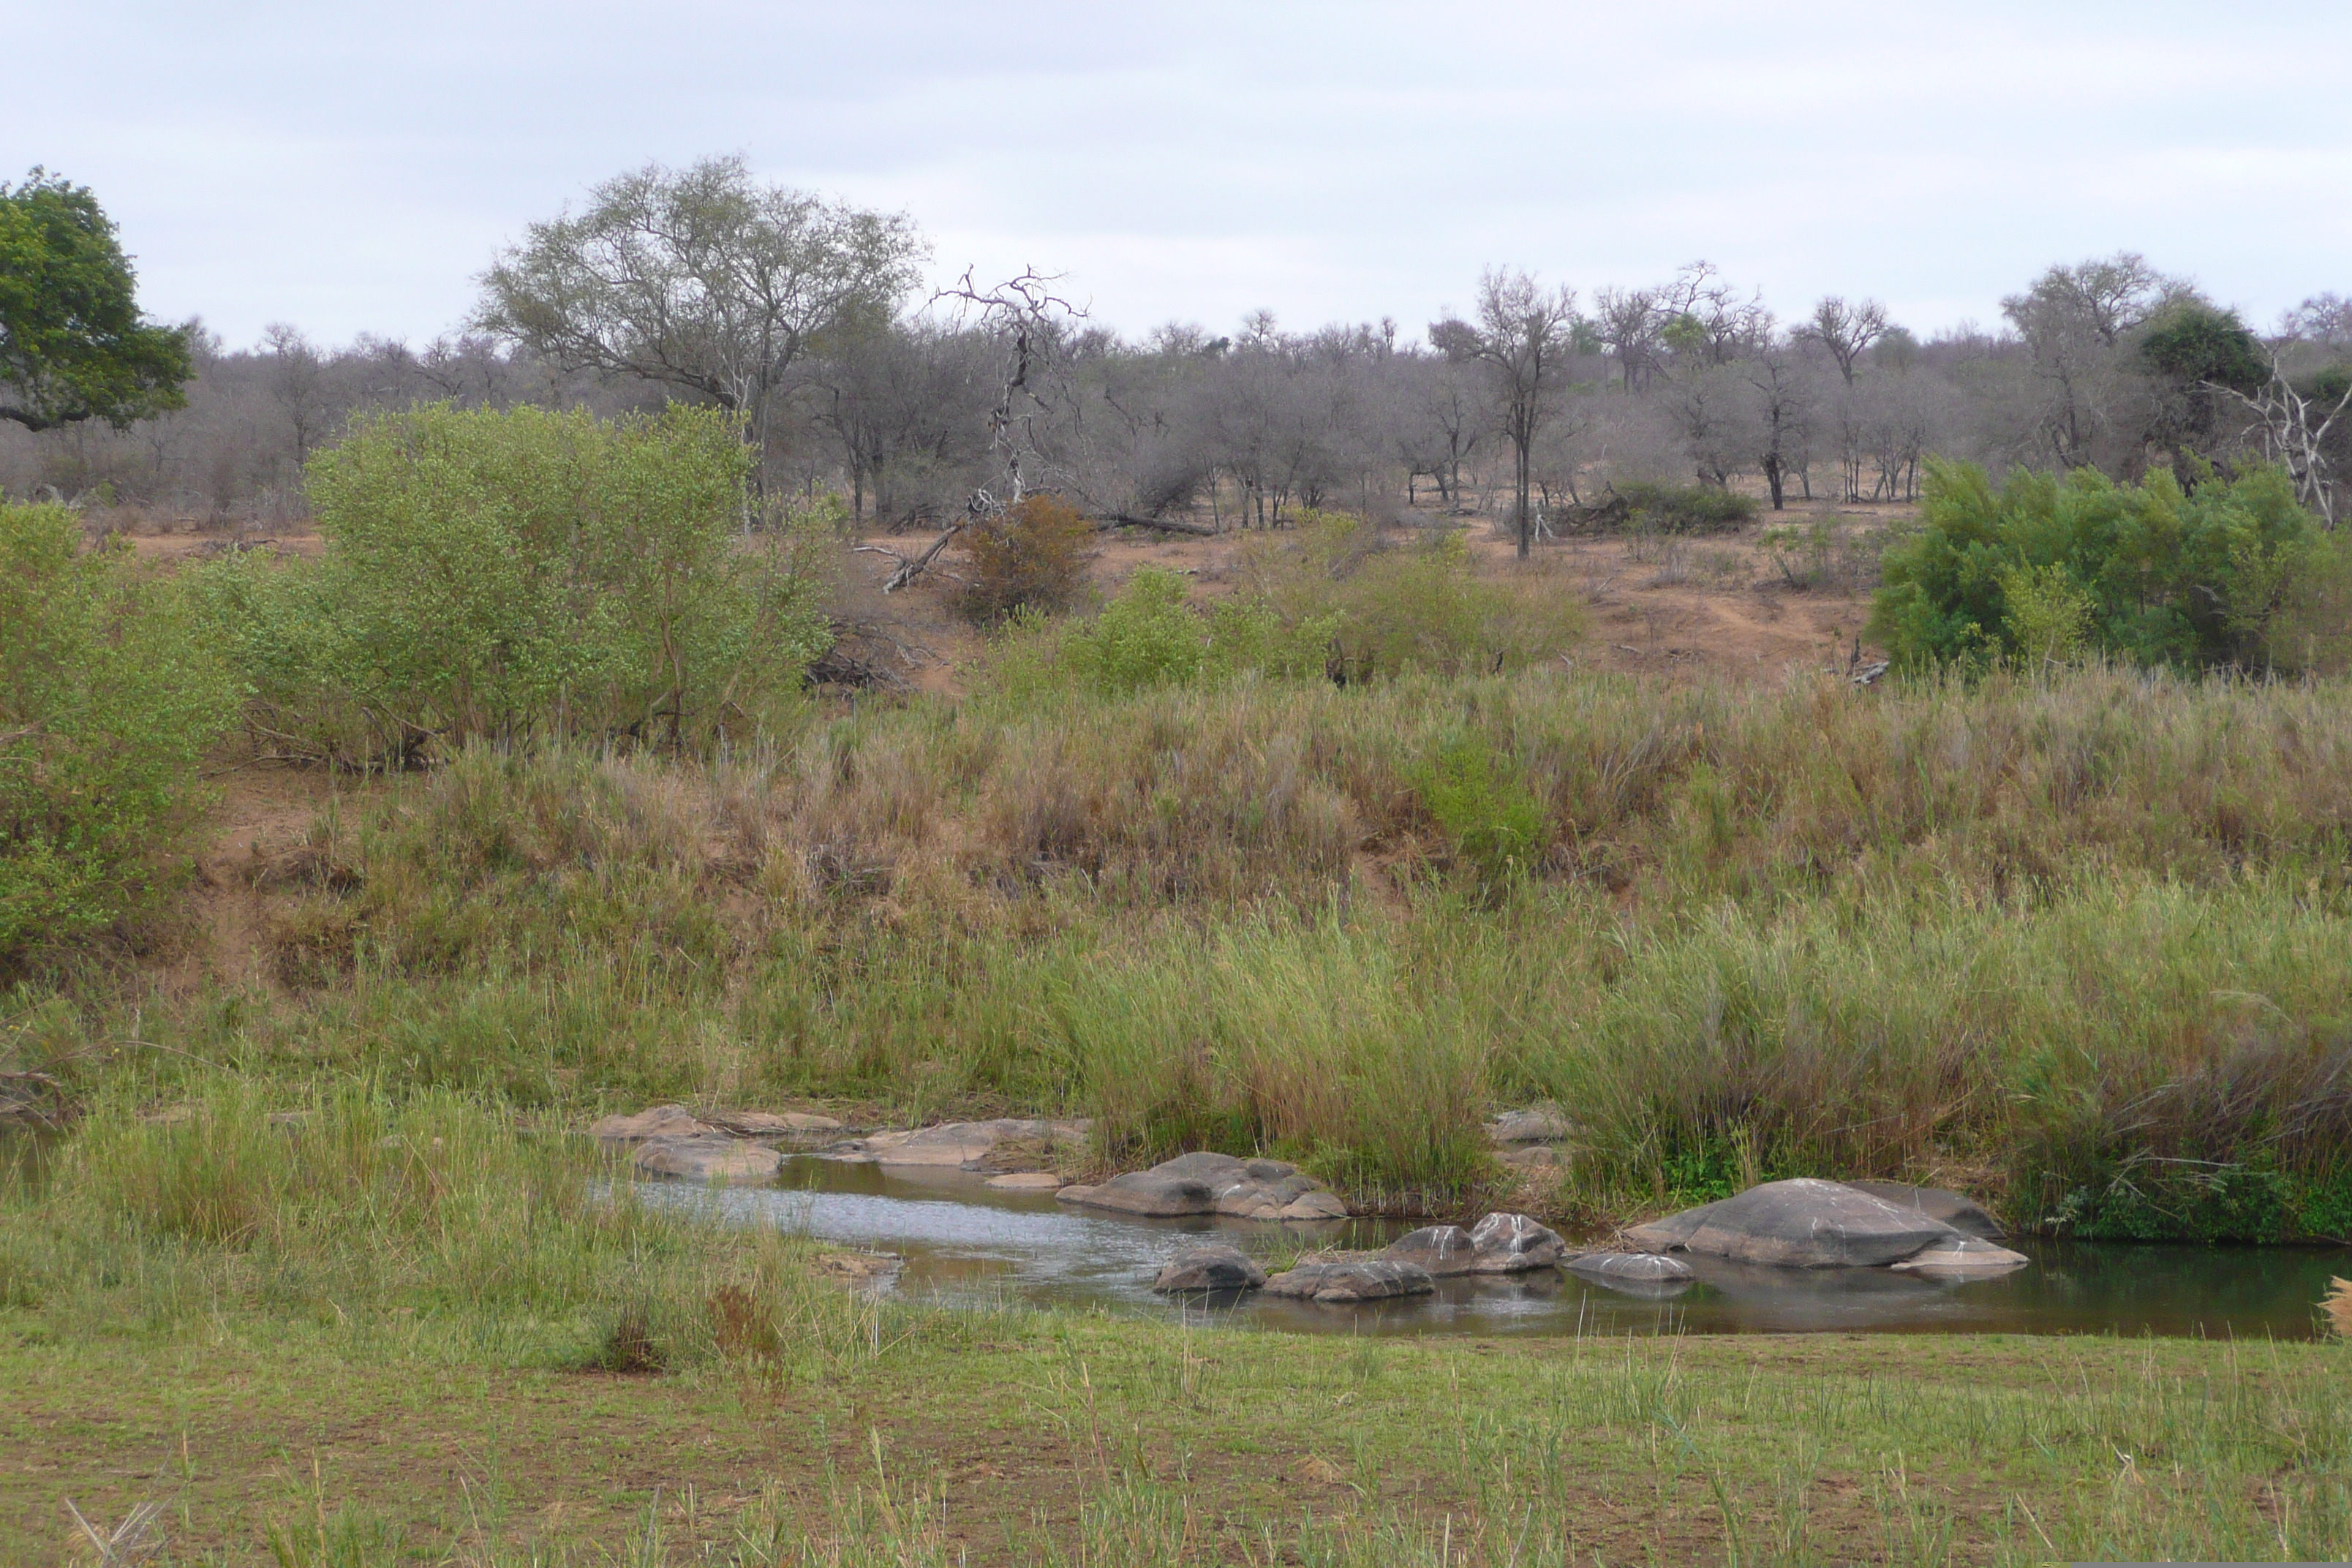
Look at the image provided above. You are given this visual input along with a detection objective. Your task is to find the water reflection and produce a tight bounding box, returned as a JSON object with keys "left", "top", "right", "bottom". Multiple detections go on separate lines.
{"left": 631, "top": 1155, "right": 2352, "bottom": 1341}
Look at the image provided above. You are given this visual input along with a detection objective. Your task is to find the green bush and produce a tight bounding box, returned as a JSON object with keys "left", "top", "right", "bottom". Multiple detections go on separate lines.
{"left": 1869, "top": 458, "right": 2323, "bottom": 672}
{"left": 1053, "top": 567, "right": 1338, "bottom": 696}
{"left": 191, "top": 403, "right": 829, "bottom": 761}
{"left": 1610, "top": 481, "right": 1757, "bottom": 534}
{"left": 1412, "top": 734, "right": 1548, "bottom": 892}
{"left": 0, "top": 502, "right": 239, "bottom": 958}
{"left": 1248, "top": 513, "right": 1582, "bottom": 682}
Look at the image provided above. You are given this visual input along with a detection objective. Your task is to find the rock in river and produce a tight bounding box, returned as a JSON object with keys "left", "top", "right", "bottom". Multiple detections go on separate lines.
{"left": 590, "top": 1104, "right": 715, "bottom": 1147}
{"left": 1564, "top": 1251, "right": 1695, "bottom": 1284}
{"left": 1383, "top": 1213, "right": 1564, "bottom": 1275}
{"left": 1058, "top": 1151, "right": 1346, "bottom": 1221}
{"left": 1625, "top": 1178, "right": 1963, "bottom": 1269}
{"left": 631, "top": 1134, "right": 782, "bottom": 1184}
{"left": 830, "top": 1118, "right": 1088, "bottom": 1170}
{"left": 1842, "top": 1180, "right": 2005, "bottom": 1240}
{"left": 1263, "top": 1258, "right": 1436, "bottom": 1303}
{"left": 1153, "top": 1245, "right": 1269, "bottom": 1293}
{"left": 1888, "top": 1235, "right": 2030, "bottom": 1276}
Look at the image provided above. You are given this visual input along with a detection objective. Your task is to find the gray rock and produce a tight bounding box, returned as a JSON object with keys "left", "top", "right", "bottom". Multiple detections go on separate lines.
{"left": 1842, "top": 1180, "right": 2006, "bottom": 1240}
{"left": 1499, "top": 1145, "right": 1566, "bottom": 1172}
{"left": 1263, "top": 1259, "right": 1436, "bottom": 1303}
{"left": 701, "top": 1108, "right": 845, "bottom": 1139}
{"left": 1621, "top": 1199, "right": 1723, "bottom": 1252}
{"left": 1382, "top": 1224, "right": 1481, "bottom": 1275}
{"left": 631, "top": 1134, "right": 781, "bottom": 1184}
{"left": 1488, "top": 1105, "right": 1573, "bottom": 1145}
{"left": 1058, "top": 1151, "right": 1346, "bottom": 1221}
{"left": 1565, "top": 1251, "right": 1695, "bottom": 1284}
{"left": 1466, "top": 1211, "right": 1568, "bottom": 1272}
{"left": 1646, "top": 1179, "right": 1963, "bottom": 1268}
{"left": 1152, "top": 1245, "right": 1269, "bottom": 1293}
{"left": 984, "top": 1172, "right": 1068, "bottom": 1192}
{"left": 832, "top": 1119, "right": 1086, "bottom": 1169}
{"left": 1888, "top": 1235, "right": 2030, "bottom": 1276}
{"left": 591, "top": 1104, "right": 714, "bottom": 1147}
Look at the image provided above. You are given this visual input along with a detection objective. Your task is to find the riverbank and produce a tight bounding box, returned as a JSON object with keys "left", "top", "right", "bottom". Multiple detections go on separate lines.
{"left": 12, "top": 662, "right": 2352, "bottom": 1240}
{"left": 5, "top": 1092, "right": 2351, "bottom": 1564}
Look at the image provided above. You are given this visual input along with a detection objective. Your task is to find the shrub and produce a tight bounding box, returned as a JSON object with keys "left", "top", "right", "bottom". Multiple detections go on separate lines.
{"left": 190, "top": 404, "right": 830, "bottom": 761}
{"left": 0, "top": 502, "right": 239, "bottom": 959}
{"left": 1869, "top": 458, "right": 2321, "bottom": 672}
{"left": 1050, "top": 567, "right": 1339, "bottom": 697}
{"left": 1610, "top": 481, "right": 1757, "bottom": 535}
{"left": 1247, "top": 513, "right": 1582, "bottom": 681}
{"left": 1412, "top": 734, "right": 1548, "bottom": 892}
{"left": 954, "top": 491, "right": 1095, "bottom": 622}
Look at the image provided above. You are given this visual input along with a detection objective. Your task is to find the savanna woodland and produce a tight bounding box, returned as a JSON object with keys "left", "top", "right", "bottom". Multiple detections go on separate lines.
{"left": 5, "top": 158, "right": 2352, "bottom": 1565}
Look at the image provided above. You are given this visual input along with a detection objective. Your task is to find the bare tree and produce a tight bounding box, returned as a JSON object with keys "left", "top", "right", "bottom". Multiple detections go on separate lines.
{"left": 1591, "top": 285, "right": 1662, "bottom": 396}
{"left": 476, "top": 156, "right": 926, "bottom": 498}
{"left": 262, "top": 323, "right": 328, "bottom": 471}
{"left": 2219, "top": 352, "right": 2352, "bottom": 527}
{"left": 1797, "top": 297, "right": 1889, "bottom": 387}
{"left": 1744, "top": 350, "right": 1815, "bottom": 509}
{"left": 1444, "top": 268, "right": 1580, "bottom": 557}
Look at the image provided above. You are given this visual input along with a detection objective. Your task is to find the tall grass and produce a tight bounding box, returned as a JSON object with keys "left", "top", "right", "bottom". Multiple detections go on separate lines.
{"left": 0, "top": 1077, "right": 879, "bottom": 1371}
{"left": 34, "top": 662, "right": 2352, "bottom": 1229}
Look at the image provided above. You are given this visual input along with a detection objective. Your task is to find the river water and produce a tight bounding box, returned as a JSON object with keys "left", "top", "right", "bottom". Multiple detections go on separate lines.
{"left": 636, "top": 1155, "right": 2352, "bottom": 1341}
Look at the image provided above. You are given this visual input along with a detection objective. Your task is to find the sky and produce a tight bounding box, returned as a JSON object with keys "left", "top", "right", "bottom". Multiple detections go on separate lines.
{"left": 6, "top": 0, "right": 2348, "bottom": 352}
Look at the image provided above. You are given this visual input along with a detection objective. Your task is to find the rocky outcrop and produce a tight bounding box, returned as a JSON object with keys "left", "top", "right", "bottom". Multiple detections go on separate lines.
{"left": 1625, "top": 1179, "right": 1967, "bottom": 1269}
{"left": 1888, "top": 1235, "right": 2030, "bottom": 1276}
{"left": 1263, "top": 1258, "right": 1436, "bottom": 1303}
{"left": 1152, "top": 1245, "right": 1270, "bottom": 1293}
{"left": 984, "top": 1172, "right": 1068, "bottom": 1192}
{"left": 828, "top": 1118, "right": 1088, "bottom": 1170}
{"left": 631, "top": 1135, "right": 782, "bottom": 1184}
{"left": 591, "top": 1104, "right": 715, "bottom": 1146}
{"left": 1842, "top": 1180, "right": 2005, "bottom": 1240}
{"left": 1058, "top": 1152, "right": 1346, "bottom": 1221}
{"left": 1565, "top": 1251, "right": 1695, "bottom": 1284}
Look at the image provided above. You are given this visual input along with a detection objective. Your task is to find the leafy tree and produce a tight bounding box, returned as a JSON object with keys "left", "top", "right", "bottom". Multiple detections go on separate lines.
{"left": 1, "top": 503, "right": 239, "bottom": 958}
{"left": 476, "top": 157, "right": 926, "bottom": 495}
{"left": 0, "top": 170, "right": 189, "bottom": 433}
{"left": 1870, "top": 458, "right": 2320, "bottom": 672}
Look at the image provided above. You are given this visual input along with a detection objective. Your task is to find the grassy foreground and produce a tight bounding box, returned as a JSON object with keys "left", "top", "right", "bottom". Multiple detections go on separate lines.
{"left": 4, "top": 1092, "right": 2351, "bottom": 1566}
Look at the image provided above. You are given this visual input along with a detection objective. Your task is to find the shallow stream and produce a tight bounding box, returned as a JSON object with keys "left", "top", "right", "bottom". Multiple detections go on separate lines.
{"left": 638, "top": 1155, "right": 2352, "bottom": 1341}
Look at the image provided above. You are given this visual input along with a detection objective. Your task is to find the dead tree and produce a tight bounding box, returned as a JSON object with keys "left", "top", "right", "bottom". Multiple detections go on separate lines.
{"left": 2218, "top": 353, "right": 2352, "bottom": 527}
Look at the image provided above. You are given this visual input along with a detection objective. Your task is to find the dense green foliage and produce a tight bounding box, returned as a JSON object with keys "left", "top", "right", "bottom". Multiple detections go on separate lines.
{"left": 1870, "top": 457, "right": 2332, "bottom": 671}
{"left": 0, "top": 502, "right": 238, "bottom": 958}
{"left": 0, "top": 170, "right": 190, "bottom": 434}
{"left": 189, "top": 404, "right": 830, "bottom": 762}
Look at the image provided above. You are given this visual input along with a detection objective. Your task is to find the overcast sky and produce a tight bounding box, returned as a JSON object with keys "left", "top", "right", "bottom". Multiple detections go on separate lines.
{"left": 7, "top": 0, "right": 2347, "bottom": 352}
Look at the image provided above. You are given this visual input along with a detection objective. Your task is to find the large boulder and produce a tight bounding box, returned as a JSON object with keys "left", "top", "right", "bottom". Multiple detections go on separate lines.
{"left": 1152, "top": 1245, "right": 1269, "bottom": 1293}
{"left": 1842, "top": 1180, "right": 2005, "bottom": 1240}
{"left": 1888, "top": 1235, "right": 2030, "bottom": 1277}
{"left": 1263, "top": 1258, "right": 1436, "bottom": 1303}
{"left": 1565, "top": 1251, "right": 1695, "bottom": 1284}
{"left": 1382, "top": 1224, "right": 1480, "bottom": 1275}
{"left": 1058, "top": 1152, "right": 1346, "bottom": 1222}
{"left": 591, "top": 1104, "right": 714, "bottom": 1146}
{"left": 1467, "top": 1211, "right": 1568, "bottom": 1271}
{"left": 632, "top": 1134, "right": 782, "bottom": 1184}
{"left": 1629, "top": 1178, "right": 1963, "bottom": 1268}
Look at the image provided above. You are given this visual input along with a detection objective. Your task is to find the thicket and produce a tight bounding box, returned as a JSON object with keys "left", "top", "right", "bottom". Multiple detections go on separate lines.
{"left": 188, "top": 404, "right": 832, "bottom": 764}
{"left": 0, "top": 502, "right": 238, "bottom": 960}
{"left": 1871, "top": 458, "right": 2346, "bottom": 673}
{"left": 952, "top": 491, "right": 1096, "bottom": 622}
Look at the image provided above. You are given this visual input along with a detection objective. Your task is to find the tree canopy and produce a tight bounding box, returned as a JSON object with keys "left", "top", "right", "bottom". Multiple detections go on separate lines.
{"left": 0, "top": 170, "right": 190, "bottom": 433}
